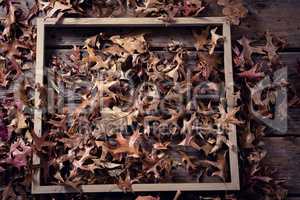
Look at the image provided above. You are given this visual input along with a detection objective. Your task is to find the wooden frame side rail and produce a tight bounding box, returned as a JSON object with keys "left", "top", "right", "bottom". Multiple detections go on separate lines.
{"left": 33, "top": 17, "right": 239, "bottom": 194}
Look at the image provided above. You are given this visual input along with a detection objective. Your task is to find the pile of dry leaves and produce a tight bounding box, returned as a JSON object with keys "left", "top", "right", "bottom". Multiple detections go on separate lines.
{"left": 0, "top": 0, "right": 294, "bottom": 199}
{"left": 41, "top": 28, "right": 238, "bottom": 189}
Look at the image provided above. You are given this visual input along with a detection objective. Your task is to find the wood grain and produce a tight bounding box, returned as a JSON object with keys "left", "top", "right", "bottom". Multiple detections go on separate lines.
{"left": 264, "top": 137, "right": 300, "bottom": 194}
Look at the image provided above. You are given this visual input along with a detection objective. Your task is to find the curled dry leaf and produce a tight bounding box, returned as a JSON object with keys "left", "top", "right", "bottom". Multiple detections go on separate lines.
{"left": 238, "top": 63, "right": 265, "bottom": 80}
{"left": 136, "top": 195, "right": 160, "bottom": 200}
{"left": 192, "top": 27, "right": 209, "bottom": 51}
{"left": 110, "top": 34, "right": 148, "bottom": 54}
{"left": 217, "top": 0, "right": 248, "bottom": 25}
{"left": 209, "top": 27, "right": 224, "bottom": 55}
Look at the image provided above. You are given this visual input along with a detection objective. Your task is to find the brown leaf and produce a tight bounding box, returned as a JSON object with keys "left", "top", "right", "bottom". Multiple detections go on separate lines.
{"left": 110, "top": 34, "right": 148, "bottom": 54}
{"left": 237, "top": 36, "right": 266, "bottom": 66}
{"left": 217, "top": 0, "right": 248, "bottom": 25}
{"left": 192, "top": 27, "right": 209, "bottom": 51}
{"left": 209, "top": 27, "right": 224, "bottom": 55}
{"left": 2, "top": 1, "right": 16, "bottom": 38}
{"left": 238, "top": 63, "right": 265, "bottom": 80}
{"left": 36, "top": 83, "right": 47, "bottom": 108}
{"left": 136, "top": 196, "right": 160, "bottom": 200}
{"left": 183, "top": 0, "right": 205, "bottom": 16}
{"left": 8, "top": 110, "right": 27, "bottom": 134}
{"left": 0, "top": 59, "right": 10, "bottom": 87}
{"left": 1, "top": 182, "right": 16, "bottom": 200}
{"left": 30, "top": 131, "right": 55, "bottom": 154}
{"left": 44, "top": 1, "right": 77, "bottom": 23}
{"left": 111, "top": 130, "right": 141, "bottom": 158}
{"left": 179, "top": 151, "right": 197, "bottom": 171}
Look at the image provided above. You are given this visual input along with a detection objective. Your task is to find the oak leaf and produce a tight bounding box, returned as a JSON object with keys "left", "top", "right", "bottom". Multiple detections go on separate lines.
{"left": 217, "top": 0, "right": 248, "bottom": 25}
{"left": 209, "top": 27, "right": 224, "bottom": 55}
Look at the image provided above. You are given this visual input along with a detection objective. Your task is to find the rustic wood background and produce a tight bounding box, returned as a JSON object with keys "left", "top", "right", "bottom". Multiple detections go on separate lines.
{"left": 47, "top": 0, "right": 300, "bottom": 194}
{"left": 1, "top": 0, "right": 300, "bottom": 199}
{"left": 34, "top": 0, "right": 300, "bottom": 199}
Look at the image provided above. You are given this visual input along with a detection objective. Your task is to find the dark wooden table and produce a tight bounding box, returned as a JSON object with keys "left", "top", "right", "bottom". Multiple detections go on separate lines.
{"left": 46, "top": 0, "right": 300, "bottom": 197}
{"left": 2, "top": 0, "right": 300, "bottom": 199}
{"left": 239, "top": 0, "right": 300, "bottom": 198}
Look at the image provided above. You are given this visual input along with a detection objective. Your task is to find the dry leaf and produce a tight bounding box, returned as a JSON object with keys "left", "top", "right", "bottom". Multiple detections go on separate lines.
{"left": 209, "top": 27, "right": 224, "bottom": 55}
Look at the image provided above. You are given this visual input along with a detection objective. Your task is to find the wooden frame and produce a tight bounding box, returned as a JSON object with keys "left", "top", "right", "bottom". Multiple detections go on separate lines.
{"left": 33, "top": 17, "right": 239, "bottom": 193}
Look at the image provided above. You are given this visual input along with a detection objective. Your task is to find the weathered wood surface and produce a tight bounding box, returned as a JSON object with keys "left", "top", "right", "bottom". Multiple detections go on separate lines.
{"left": 42, "top": 0, "right": 300, "bottom": 50}
{"left": 42, "top": 0, "right": 300, "bottom": 197}
{"left": 263, "top": 138, "right": 300, "bottom": 194}
{"left": 289, "top": 198, "right": 300, "bottom": 200}
{"left": 2, "top": 0, "right": 300, "bottom": 197}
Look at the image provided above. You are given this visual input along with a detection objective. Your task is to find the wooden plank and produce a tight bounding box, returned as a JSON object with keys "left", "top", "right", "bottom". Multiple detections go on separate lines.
{"left": 223, "top": 22, "right": 240, "bottom": 190}
{"left": 32, "top": 18, "right": 44, "bottom": 193}
{"left": 44, "top": 17, "right": 226, "bottom": 26}
{"left": 45, "top": 27, "right": 201, "bottom": 48}
{"left": 32, "top": 182, "right": 240, "bottom": 194}
{"left": 263, "top": 137, "right": 300, "bottom": 194}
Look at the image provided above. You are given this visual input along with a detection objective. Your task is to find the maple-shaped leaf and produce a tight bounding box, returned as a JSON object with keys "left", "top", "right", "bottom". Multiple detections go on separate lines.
{"left": 48, "top": 113, "right": 68, "bottom": 131}
{"left": 43, "top": 1, "right": 79, "bottom": 23}
{"left": 200, "top": 151, "right": 227, "bottom": 180}
{"left": 262, "top": 31, "right": 285, "bottom": 64}
{"left": 164, "top": 49, "right": 186, "bottom": 82}
{"left": 193, "top": 52, "right": 220, "bottom": 81}
{"left": 192, "top": 27, "right": 209, "bottom": 51}
{"left": 71, "top": 146, "right": 94, "bottom": 172}
{"left": 0, "top": 40, "right": 30, "bottom": 76}
{"left": 82, "top": 45, "right": 110, "bottom": 70}
{"left": 145, "top": 157, "right": 172, "bottom": 179}
{"left": 110, "top": 34, "right": 148, "bottom": 54}
{"left": 179, "top": 151, "right": 197, "bottom": 171}
{"left": 238, "top": 63, "right": 265, "bottom": 80}
{"left": 209, "top": 133, "right": 232, "bottom": 154}
{"left": 246, "top": 82, "right": 270, "bottom": 108}
{"left": 237, "top": 36, "right": 266, "bottom": 66}
{"left": 111, "top": 130, "right": 141, "bottom": 158}
{"left": 217, "top": 103, "right": 243, "bottom": 128}
{"left": 54, "top": 171, "right": 83, "bottom": 193}
{"left": 99, "top": 106, "right": 138, "bottom": 136}
{"left": 209, "top": 27, "right": 224, "bottom": 55}
{"left": 30, "top": 131, "right": 55, "bottom": 154}
{"left": 217, "top": 0, "right": 248, "bottom": 25}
